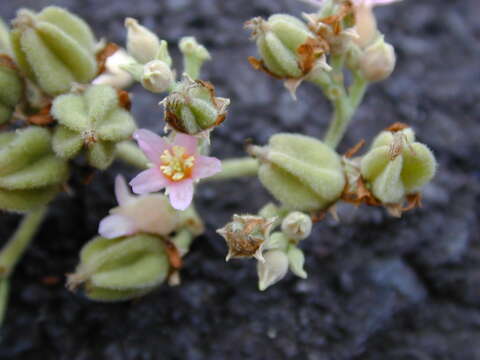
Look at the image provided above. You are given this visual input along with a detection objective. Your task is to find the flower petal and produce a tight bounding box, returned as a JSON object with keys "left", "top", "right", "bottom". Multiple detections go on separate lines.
{"left": 98, "top": 214, "right": 136, "bottom": 239}
{"left": 167, "top": 179, "right": 194, "bottom": 211}
{"left": 193, "top": 155, "right": 222, "bottom": 180}
{"left": 115, "top": 175, "right": 135, "bottom": 206}
{"left": 173, "top": 133, "right": 198, "bottom": 155}
{"left": 130, "top": 168, "right": 168, "bottom": 194}
{"left": 133, "top": 129, "right": 169, "bottom": 164}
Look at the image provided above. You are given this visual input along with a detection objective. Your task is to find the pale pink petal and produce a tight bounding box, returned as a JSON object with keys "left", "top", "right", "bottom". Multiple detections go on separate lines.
{"left": 192, "top": 155, "right": 222, "bottom": 180}
{"left": 355, "top": 0, "right": 401, "bottom": 6}
{"left": 173, "top": 133, "right": 198, "bottom": 155}
{"left": 167, "top": 179, "right": 194, "bottom": 211}
{"left": 130, "top": 168, "right": 168, "bottom": 194}
{"left": 133, "top": 129, "right": 169, "bottom": 164}
{"left": 99, "top": 214, "right": 136, "bottom": 239}
{"left": 115, "top": 175, "right": 134, "bottom": 206}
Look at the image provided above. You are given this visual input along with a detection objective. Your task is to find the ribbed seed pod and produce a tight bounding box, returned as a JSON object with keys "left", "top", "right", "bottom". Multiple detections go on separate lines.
{"left": 0, "top": 18, "right": 12, "bottom": 55}
{"left": 51, "top": 84, "right": 136, "bottom": 170}
{"left": 162, "top": 75, "right": 229, "bottom": 135}
{"left": 0, "top": 126, "right": 69, "bottom": 213}
{"left": 361, "top": 127, "right": 437, "bottom": 204}
{"left": 68, "top": 234, "right": 169, "bottom": 302}
{"left": 246, "top": 14, "right": 315, "bottom": 78}
{"left": 250, "top": 133, "right": 345, "bottom": 212}
{"left": 11, "top": 6, "right": 97, "bottom": 96}
{"left": 0, "top": 57, "right": 23, "bottom": 124}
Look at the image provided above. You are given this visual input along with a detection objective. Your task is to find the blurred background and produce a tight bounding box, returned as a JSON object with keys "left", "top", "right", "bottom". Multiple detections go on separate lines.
{"left": 0, "top": 0, "right": 479, "bottom": 359}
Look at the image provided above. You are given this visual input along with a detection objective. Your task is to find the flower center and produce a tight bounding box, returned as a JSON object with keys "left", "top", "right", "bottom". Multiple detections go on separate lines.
{"left": 159, "top": 146, "right": 195, "bottom": 181}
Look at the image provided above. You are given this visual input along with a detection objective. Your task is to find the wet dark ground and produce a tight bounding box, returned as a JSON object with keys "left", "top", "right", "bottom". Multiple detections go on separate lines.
{"left": 0, "top": 0, "right": 479, "bottom": 359}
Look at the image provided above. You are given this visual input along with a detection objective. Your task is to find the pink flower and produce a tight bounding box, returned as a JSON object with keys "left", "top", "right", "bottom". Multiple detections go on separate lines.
{"left": 299, "top": 0, "right": 401, "bottom": 8}
{"left": 130, "top": 129, "right": 222, "bottom": 210}
{"left": 99, "top": 175, "right": 179, "bottom": 238}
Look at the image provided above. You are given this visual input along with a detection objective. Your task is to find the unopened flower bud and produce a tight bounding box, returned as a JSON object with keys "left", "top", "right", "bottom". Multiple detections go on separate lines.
{"left": 287, "top": 245, "right": 307, "bottom": 279}
{"left": 359, "top": 37, "right": 396, "bottom": 82}
{"left": 257, "top": 250, "right": 289, "bottom": 291}
{"left": 179, "top": 36, "right": 211, "bottom": 80}
{"left": 162, "top": 75, "right": 230, "bottom": 135}
{"left": 361, "top": 126, "right": 437, "bottom": 205}
{"left": 249, "top": 133, "right": 345, "bottom": 212}
{"left": 125, "top": 17, "right": 160, "bottom": 64}
{"left": 217, "top": 214, "right": 277, "bottom": 262}
{"left": 67, "top": 234, "right": 169, "bottom": 302}
{"left": 281, "top": 211, "right": 312, "bottom": 241}
{"left": 141, "top": 60, "right": 174, "bottom": 93}
{"left": 354, "top": 3, "right": 378, "bottom": 48}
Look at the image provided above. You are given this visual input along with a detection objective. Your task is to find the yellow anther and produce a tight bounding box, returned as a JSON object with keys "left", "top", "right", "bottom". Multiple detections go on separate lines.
{"left": 159, "top": 146, "right": 195, "bottom": 181}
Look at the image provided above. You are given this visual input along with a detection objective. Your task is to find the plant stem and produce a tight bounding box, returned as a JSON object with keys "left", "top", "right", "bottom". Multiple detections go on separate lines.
{"left": 116, "top": 141, "right": 149, "bottom": 170}
{"left": 323, "top": 94, "right": 353, "bottom": 149}
{"left": 205, "top": 158, "right": 259, "bottom": 182}
{"left": 349, "top": 72, "right": 368, "bottom": 110}
{"left": 0, "top": 207, "right": 48, "bottom": 279}
{"left": 0, "top": 279, "right": 9, "bottom": 327}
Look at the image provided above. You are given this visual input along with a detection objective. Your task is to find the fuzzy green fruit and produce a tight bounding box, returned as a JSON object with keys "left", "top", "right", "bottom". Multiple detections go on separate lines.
{"left": 0, "top": 59, "right": 23, "bottom": 125}
{"left": 11, "top": 6, "right": 97, "bottom": 96}
{"left": 0, "top": 126, "right": 69, "bottom": 213}
{"left": 251, "top": 133, "right": 345, "bottom": 212}
{"left": 68, "top": 234, "right": 169, "bottom": 302}
{"left": 51, "top": 84, "right": 136, "bottom": 169}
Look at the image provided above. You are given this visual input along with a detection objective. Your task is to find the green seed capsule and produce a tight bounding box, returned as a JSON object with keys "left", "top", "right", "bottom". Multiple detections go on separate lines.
{"left": 51, "top": 84, "right": 136, "bottom": 170}
{"left": 162, "top": 75, "right": 229, "bottom": 135}
{"left": 251, "top": 133, "right": 345, "bottom": 212}
{"left": 0, "top": 126, "right": 69, "bottom": 213}
{"left": 11, "top": 6, "right": 97, "bottom": 96}
{"left": 361, "top": 127, "right": 437, "bottom": 204}
{"left": 0, "top": 58, "right": 24, "bottom": 124}
{"left": 68, "top": 234, "right": 169, "bottom": 302}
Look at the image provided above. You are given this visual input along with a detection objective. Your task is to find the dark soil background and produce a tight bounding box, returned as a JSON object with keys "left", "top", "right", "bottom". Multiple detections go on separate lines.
{"left": 1, "top": 0, "right": 479, "bottom": 359}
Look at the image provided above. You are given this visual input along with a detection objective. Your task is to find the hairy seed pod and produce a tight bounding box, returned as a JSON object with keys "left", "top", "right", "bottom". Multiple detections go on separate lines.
{"left": 67, "top": 234, "right": 169, "bottom": 302}
{"left": 0, "top": 18, "right": 12, "bottom": 55}
{"left": 361, "top": 127, "right": 437, "bottom": 204}
{"left": 0, "top": 126, "right": 69, "bottom": 213}
{"left": 11, "top": 6, "right": 97, "bottom": 96}
{"left": 250, "top": 133, "right": 345, "bottom": 212}
{"left": 0, "top": 56, "right": 23, "bottom": 124}
{"left": 51, "top": 84, "right": 136, "bottom": 170}
{"left": 162, "top": 75, "right": 229, "bottom": 135}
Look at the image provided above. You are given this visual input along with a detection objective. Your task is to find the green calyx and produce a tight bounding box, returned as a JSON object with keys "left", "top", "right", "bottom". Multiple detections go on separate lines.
{"left": 162, "top": 75, "right": 229, "bottom": 135}
{"left": 0, "top": 126, "right": 69, "bottom": 213}
{"left": 361, "top": 127, "right": 437, "bottom": 204}
{"left": 0, "top": 58, "right": 24, "bottom": 125}
{"left": 251, "top": 133, "right": 345, "bottom": 212}
{"left": 68, "top": 234, "right": 169, "bottom": 302}
{"left": 11, "top": 6, "right": 97, "bottom": 96}
{"left": 246, "top": 14, "right": 314, "bottom": 78}
{"left": 51, "top": 84, "right": 136, "bottom": 170}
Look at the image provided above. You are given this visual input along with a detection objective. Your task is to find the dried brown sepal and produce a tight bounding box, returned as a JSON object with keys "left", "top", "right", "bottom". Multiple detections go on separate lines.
{"left": 164, "top": 240, "right": 183, "bottom": 270}
{"left": 297, "top": 37, "right": 329, "bottom": 74}
{"left": 344, "top": 139, "right": 366, "bottom": 158}
{"left": 320, "top": 1, "right": 354, "bottom": 35}
{"left": 341, "top": 176, "right": 382, "bottom": 207}
{"left": 27, "top": 104, "right": 54, "bottom": 126}
{"left": 386, "top": 193, "right": 423, "bottom": 217}
{"left": 310, "top": 204, "right": 339, "bottom": 223}
{"left": 117, "top": 89, "right": 131, "bottom": 111}
{"left": 96, "top": 42, "right": 120, "bottom": 75}
{"left": 0, "top": 54, "right": 18, "bottom": 71}
{"left": 247, "top": 56, "right": 285, "bottom": 80}
{"left": 386, "top": 122, "right": 410, "bottom": 133}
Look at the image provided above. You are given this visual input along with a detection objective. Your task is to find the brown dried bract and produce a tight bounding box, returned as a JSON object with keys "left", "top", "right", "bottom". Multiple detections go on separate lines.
{"left": 96, "top": 42, "right": 120, "bottom": 75}
{"left": 386, "top": 122, "right": 410, "bottom": 133}
{"left": 0, "top": 54, "right": 18, "bottom": 70}
{"left": 319, "top": 1, "right": 354, "bottom": 35}
{"left": 297, "top": 38, "right": 328, "bottom": 74}
{"left": 27, "top": 104, "right": 54, "bottom": 126}
{"left": 344, "top": 139, "right": 366, "bottom": 158}
{"left": 341, "top": 176, "right": 382, "bottom": 207}
{"left": 164, "top": 240, "right": 183, "bottom": 270}
{"left": 248, "top": 56, "right": 285, "bottom": 80}
{"left": 117, "top": 89, "right": 131, "bottom": 110}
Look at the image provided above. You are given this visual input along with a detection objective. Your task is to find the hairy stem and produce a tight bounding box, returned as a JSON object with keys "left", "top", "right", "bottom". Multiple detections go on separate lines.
{"left": 116, "top": 141, "right": 149, "bottom": 169}
{"left": 0, "top": 207, "right": 48, "bottom": 278}
{"left": 206, "top": 158, "right": 259, "bottom": 182}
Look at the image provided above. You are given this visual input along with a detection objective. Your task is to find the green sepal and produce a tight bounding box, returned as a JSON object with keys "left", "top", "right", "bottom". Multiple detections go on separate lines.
{"left": 52, "top": 125, "right": 83, "bottom": 159}
{"left": 287, "top": 245, "right": 307, "bottom": 279}
{"left": 86, "top": 141, "right": 116, "bottom": 170}
{"left": 0, "top": 186, "right": 59, "bottom": 213}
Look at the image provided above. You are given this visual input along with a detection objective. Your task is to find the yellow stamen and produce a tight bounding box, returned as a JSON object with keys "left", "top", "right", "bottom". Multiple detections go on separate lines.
{"left": 159, "top": 146, "right": 195, "bottom": 181}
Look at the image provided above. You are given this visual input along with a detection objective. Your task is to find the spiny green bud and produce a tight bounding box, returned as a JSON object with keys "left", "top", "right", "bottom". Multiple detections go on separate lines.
{"left": 11, "top": 6, "right": 97, "bottom": 96}
{"left": 359, "top": 36, "right": 396, "bottom": 82}
{"left": 361, "top": 125, "right": 437, "bottom": 205}
{"left": 162, "top": 75, "right": 230, "bottom": 135}
{"left": 0, "top": 126, "right": 69, "bottom": 213}
{"left": 125, "top": 17, "right": 160, "bottom": 64}
{"left": 249, "top": 133, "right": 345, "bottom": 212}
{"left": 245, "top": 14, "right": 320, "bottom": 79}
{"left": 287, "top": 245, "right": 307, "bottom": 279}
{"left": 257, "top": 249, "right": 289, "bottom": 291}
{"left": 67, "top": 234, "right": 169, "bottom": 302}
{"left": 0, "top": 57, "right": 24, "bottom": 125}
{"left": 217, "top": 214, "right": 277, "bottom": 262}
{"left": 179, "top": 36, "right": 211, "bottom": 80}
{"left": 51, "top": 84, "right": 136, "bottom": 170}
{"left": 281, "top": 211, "right": 312, "bottom": 241}
{"left": 141, "top": 60, "right": 174, "bottom": 93}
